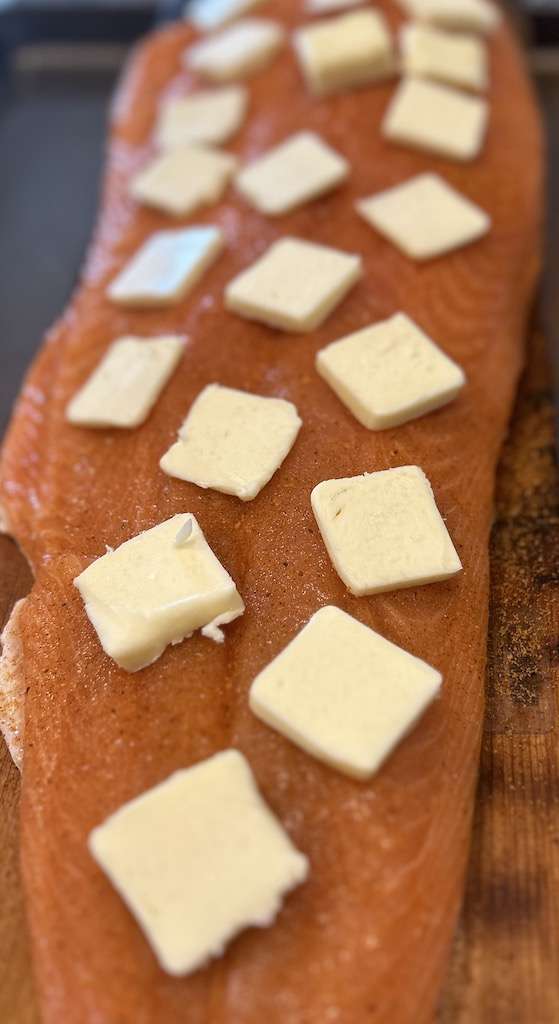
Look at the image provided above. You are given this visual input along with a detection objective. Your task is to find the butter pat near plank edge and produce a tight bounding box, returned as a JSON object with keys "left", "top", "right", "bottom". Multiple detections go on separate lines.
{"left": 382, "top": 77, "right": 489, "bottom": 161}
{"left": 250, "top": 606, "right": 442, "bottom": 780}
{"left": 130, "top": 147, "right": 237, "bottom": 218}
{"left": 89, "top": 750, "right": 308, "bottom": 975}
{"left": 311, "top": 466, "right": 462, "bottom": 596}
{"left": 356, "top": 172, "right": 490, "bottom": 261}
{"left": 316, "top": 313, "right": 466, "bottom": 430}
{"left": 155, "top": 86, "right": 248, "bottom": 150}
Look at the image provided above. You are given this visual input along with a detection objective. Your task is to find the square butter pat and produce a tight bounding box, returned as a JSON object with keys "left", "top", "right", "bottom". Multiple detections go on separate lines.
{"left": 316, "top": 313, "right": 465, "bottom": 430}
{"left": 66, "top": 335, "right": 183, "bottom": 429}
{"left": 161, "top": 384, "right": 302, "bottom": 501}
{"left": 401, "top": 23, "right": 488, "bottom": 91}
{"left": 74, "top": 514, "right": 244, "bottom": 672}
{"left": 250, "top": 606, "right": 442, "bottom": 780}
{"left": 186, "top": 20, "right": 285, "bottom": 82}
{"left": 356, "top": 173, "right": 490, "bottom": 261}
{"left": 398, "top": 0, "right": 500, "bottom": 35}
{"left": 155, "top": 86, "right": 248, "bottom": 149}
{"left": 235, "top": 130, "right": 349, "bottom": 216}
{"left": 108, "top": 227, "right": 224, "bottom": 308}
{"left": 187, "top": 0, "right": 266, "bottom": 32}
{"left": 294, "top": 10, "right": 395, "bottom": 97}
{"left": 383, "top": 77, "right": 488, "bottom": 161}
{"left": 225, "top": 236, "right": 362, "bottom": 333}
{"left": 130, "top": 146, "right": 236, "bottom": 218}
{"left": 89, "top": 750, "right": 308, "bottom": 976}
{"left": 311, "top": 466, "right": 461, "bottom": 596}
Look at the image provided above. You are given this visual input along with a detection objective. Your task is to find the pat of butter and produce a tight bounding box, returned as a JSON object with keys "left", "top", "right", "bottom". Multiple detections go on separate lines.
{"left": 250, "top": 606, "right": 442, "bottom": 780}
{"left": 382, "top": 77, "right": 488, "bottom": 161}
{"left": 356, "top": 172, "right": 490, "bottom": 261}
{"left": 74, "top": 514, "right": 244, "bottom": 672}
{"left": 130, "top": 146, "right": 237, "bottom": 218}
{"left": 225, "top": 236, "right": 362, "bottom": 333}
{"left": 316, "top": 313, "right": 466, "bottom": 430}
{"left": 89, "top": 750, "right": 308, "bottom": 976}
{"left": 160, "top": 384, "right": 302, "bottom": 501}
{"left": 155, "top": 86, "right": 248, "bottom": 150}
{"left": 66, "top": 335, "right": 183, "bottom": 429}
{"left": 186, "top": 19, "right": 285, "bottom": 82}
{"left": 401, "top": 23, "right": 488, "bottom": 92}
{"left": 398, "top": 0, "right": 500, "bottom": 35}
{"left": 235, "top": 130, "right": 349, "bottom": 216}
{"left": 293, "top": 10, "right": 395, "bottom": 97}
{"left": 108, "top": 226, "right": 224, "bottom": 308}
{"left": 311, "top": 466, "right": 462, "bottom": 596}
{"left": 187, "top": 0, "right": 266, "bottom": 32}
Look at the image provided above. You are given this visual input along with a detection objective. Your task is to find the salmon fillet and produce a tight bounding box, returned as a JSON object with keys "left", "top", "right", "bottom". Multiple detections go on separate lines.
{"left": 0, "top": 3, "right": 542, "bottom": 1021}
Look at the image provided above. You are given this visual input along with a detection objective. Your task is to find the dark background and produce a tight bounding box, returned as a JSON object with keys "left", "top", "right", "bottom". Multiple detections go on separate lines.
{"left": 0, "top": 0, "right": 555, "bottom": 435}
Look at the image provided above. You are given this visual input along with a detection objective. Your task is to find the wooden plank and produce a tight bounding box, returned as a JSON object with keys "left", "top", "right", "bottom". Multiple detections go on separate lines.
{"left": 440, "top": 323, "right": 559, "bottom": 1022}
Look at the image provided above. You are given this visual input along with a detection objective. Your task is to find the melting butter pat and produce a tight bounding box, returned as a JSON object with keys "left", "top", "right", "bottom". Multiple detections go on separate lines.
{"left": 74, "top": 514, "right": 244, "bottom": 672}
{"left": 250, "top": 606, "right": 442, "bottom": 780}
{"left": 130, "top": 146, "right": 237, "bottom": 218}
{"left": 235, "top": 130, "right": 349, "bottom": 216}
{"left": 401, "top": 23, "right": 488, "bottom": 91}
{"left": 293, "top": 10, "right": 395, "bottom": 97}
{"left": 225, "top": 236, "right": 362, "bottom": 333}
{"left": 186, "top": 19, "right": 285, "bottom": 82}
{"left": 66, "top": 335, "right": 183, "bottom": 429}
{"left": 187, "top": 0, "right": 266, "bottom": 32}
{"left": 398, "top": 0, "right": 500, "bottom": 35}
{"left": 155, "top": 86, "right": 248, "bottom": 150}
{"left": 161, "top": 384, "right": 302, "bottom": 501}
{"left": 356, "top": 173, "right": 490, "bottom": 261}
{"left": 311, "top": 466, "right": 462, "bottom": 596}
{"left": 383, "top": 77, "right": 488, "bottom": 161}
{"left": 316, "top": 313, "right": 465, "bottom": 430}
{"left": 108, "top": 227, "right": 224, "bottom": 308}
{"left": 89, "top": 750, "right": 308, "bottom": 976}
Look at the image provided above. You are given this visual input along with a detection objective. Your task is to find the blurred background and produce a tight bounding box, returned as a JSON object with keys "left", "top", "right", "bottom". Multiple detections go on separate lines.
{"left": 0, "top": 0, "right": 554, "bottom": 434}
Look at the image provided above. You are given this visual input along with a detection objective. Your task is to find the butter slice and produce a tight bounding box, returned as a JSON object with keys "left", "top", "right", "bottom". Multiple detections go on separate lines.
{"left": 401, "top": 23, "right": 488, "bottom": 91}
{"left": 66, "top": 335, "right": 183, "bottom": 429}
{"left": 235, "top": 131, "right": 349, "bottom": 216}
{"left": 250, "top": 606, "right": 442, "bottom": 780}
{"left": 108, "top": 227, "right": 223, "bottom": 308}
{"left": 187, "top": 0, "right": 266, "bottom": 32}
{"left": 89, "top": 750, "right": 308, "bottom": 976}
{"left": 155, "top": 87, "right": 248, "bottom": 150}
{"left": 316, "top": 313, "right": 465, "bottom": 430}
{"left": 160, "top": 384, "right": 302, "bottom": 501}
{"left": 356, "top": 173, "right": 490, "bottom": 261}
{"left": 130, "top": 146, "right": 236, "bottom": 218}
{"left": 225, "top": 236, "right": 362, "bottom": 333}
{"left": 74, "top": 514, "right": 244, "bottom": 672}
{"left": 383, "top": 77, "right": 488, "bottom": 161}
{"left": 293, "top": 10, "right": 395, "bottom": 97}
{"left": 398, "top": 0, "right": 500, "bottom": 35}
{"left": 311, "top": 466, "right": 462, "bottom": 596}
{"left": 186, "top": 20, "right": 285, "bottom": 82}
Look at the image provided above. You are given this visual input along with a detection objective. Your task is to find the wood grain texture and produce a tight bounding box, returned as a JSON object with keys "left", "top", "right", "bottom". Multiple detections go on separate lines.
{"left": 0, "top": 5, "right": 547, "bottom": 1022}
